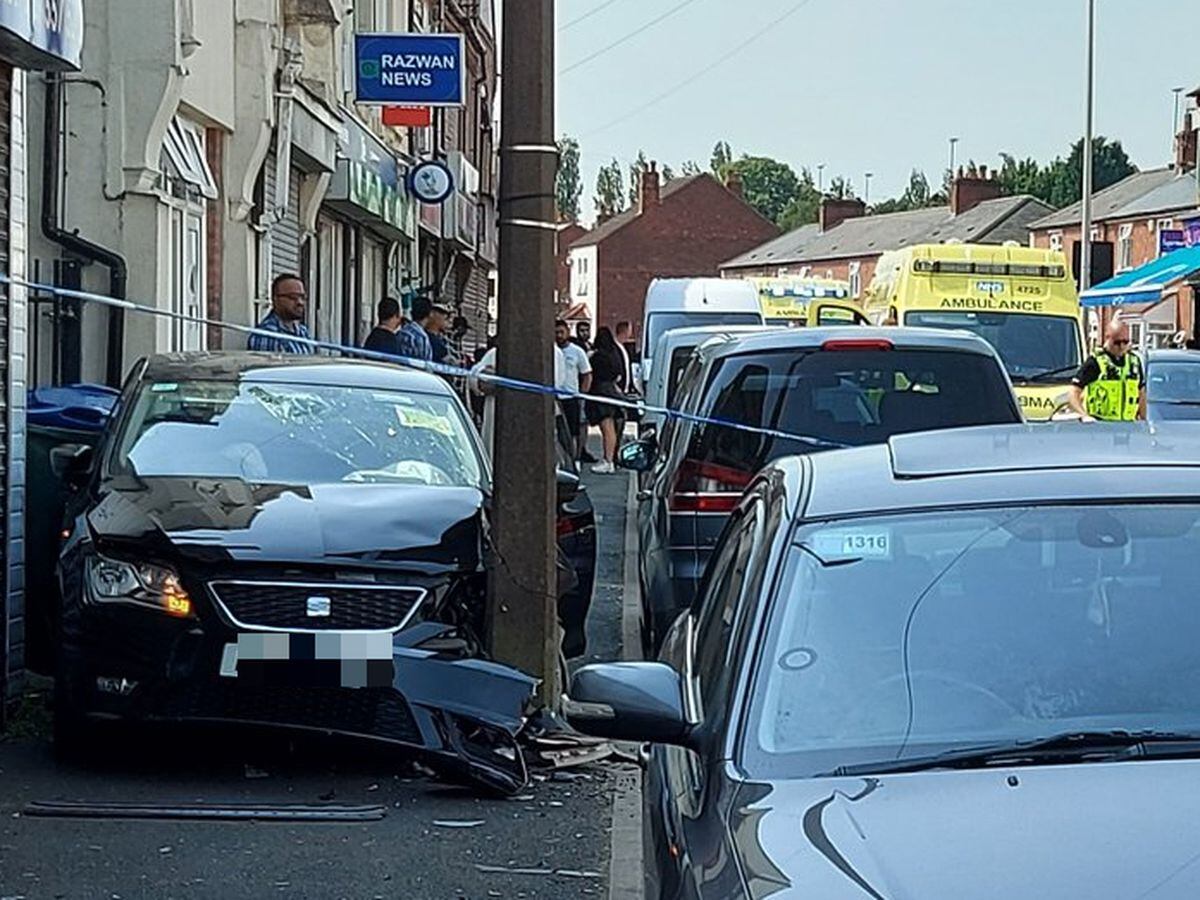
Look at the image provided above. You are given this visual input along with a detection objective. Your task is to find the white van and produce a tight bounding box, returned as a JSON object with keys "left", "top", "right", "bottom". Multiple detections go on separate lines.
{"left": 639, "top": 278, "right": 764, "bottom": 389}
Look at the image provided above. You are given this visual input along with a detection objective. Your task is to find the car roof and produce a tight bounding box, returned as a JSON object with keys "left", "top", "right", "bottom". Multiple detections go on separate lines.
{"left": 657, "top": 324, "right": 777, "bottom": 350}
{"left": 1149, "top": 350, "right": 1200, "bottom": 363}
{"left": 790, "top": 422, "right": 1200, "bottom": 520}
{"left": 138, "top": 353, "right": 456, "bottom": 396}
{"left": 701, "top": 325, "right": 1003, "bottom": 360}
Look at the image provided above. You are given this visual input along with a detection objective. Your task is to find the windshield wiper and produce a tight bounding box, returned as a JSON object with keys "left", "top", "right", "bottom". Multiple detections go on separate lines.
{"left": 826, "top": 730, "right": 1200, "bottom": 777}
{"left": 1015, "top": 364, "right": 1080, "bottom": 384}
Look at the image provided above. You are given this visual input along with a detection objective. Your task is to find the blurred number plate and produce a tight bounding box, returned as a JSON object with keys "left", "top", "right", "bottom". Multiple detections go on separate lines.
{"left": 222, "top": 633, "right": 395, "bottom": 688}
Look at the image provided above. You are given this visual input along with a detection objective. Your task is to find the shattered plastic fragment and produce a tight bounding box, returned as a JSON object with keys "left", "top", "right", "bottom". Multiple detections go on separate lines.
{"left": 432, "top": 819, "right": 486, "bottom": 829}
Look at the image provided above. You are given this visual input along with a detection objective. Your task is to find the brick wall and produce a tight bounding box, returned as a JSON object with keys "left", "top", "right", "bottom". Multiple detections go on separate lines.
{"left": 595, "top": 177, "right": 778, "bottom": 335}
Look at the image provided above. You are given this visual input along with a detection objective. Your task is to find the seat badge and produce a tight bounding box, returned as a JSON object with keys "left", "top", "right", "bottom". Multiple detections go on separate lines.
{"left": 306, "top": 596, "right": 332, "bottom": 618}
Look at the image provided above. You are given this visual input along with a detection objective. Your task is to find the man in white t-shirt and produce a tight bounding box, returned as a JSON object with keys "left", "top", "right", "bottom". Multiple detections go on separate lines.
{"left": 555, "top": 319, "right": 593, "bottom": 460}
{"left": 469, "top": 342, "right": 567, "bottom": 462}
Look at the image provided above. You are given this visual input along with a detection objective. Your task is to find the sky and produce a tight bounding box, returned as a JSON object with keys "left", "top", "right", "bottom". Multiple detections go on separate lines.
{"left": 554, "top": 0, "right": 1198, "bottom": 224}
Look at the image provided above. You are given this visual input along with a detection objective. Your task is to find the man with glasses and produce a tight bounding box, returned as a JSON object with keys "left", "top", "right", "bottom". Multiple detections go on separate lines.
{"left": 1068, "top": 318, "right": 1146, "bottom": 422}
{"left": 248, "top": 274, "right": 313, "bottom": 354}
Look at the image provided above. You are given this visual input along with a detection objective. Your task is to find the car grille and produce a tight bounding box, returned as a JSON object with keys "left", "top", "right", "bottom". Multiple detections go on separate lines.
{"left": 161, "top": 683, "right": 422, "bottom": 746}
{"left": 208, "top": 581, "right": 426, "bottom": 632}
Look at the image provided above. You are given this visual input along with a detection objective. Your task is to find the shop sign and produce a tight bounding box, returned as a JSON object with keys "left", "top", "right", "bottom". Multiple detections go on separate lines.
{"left": 355, "top": 33, "right": 465, "bottom": 107}
{"left": 1185, "top": 218, "right": 1200, "bottom": 247}
{"left": 0, "top": 0, "right": 83, "bottom": 70}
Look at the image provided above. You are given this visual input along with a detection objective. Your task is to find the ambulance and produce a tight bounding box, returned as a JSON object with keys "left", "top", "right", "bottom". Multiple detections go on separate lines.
{"left": 747, "top": 276, "right": 866, "bottom": 327}
{"left": 863, "top": 243, "right": 1085, "bottom": 420}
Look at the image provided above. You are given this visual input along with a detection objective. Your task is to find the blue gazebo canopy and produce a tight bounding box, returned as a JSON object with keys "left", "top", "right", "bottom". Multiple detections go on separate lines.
{"left": 1080, "top": 244, "right": 1200, "bottom": 308}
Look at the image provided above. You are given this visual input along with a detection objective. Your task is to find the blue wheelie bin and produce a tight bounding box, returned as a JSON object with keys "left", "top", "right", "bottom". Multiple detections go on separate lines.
{"left": 24, "top": 384, "right": 120, "bottom": 675}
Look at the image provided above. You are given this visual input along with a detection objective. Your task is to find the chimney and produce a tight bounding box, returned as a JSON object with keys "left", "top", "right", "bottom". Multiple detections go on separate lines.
{"left": 638, "top": 161, "right": 661, "bottom": 213}
{"left": 1176, "top": 90, "right": 1199, "bottom": 172}
{"left": 724, "top": 168, "right": 744, "bottom": 199}
{"left": 819, "top": 197, "right": 867, "bottom": 233}
{"left": 950, "top": 166, "right": 1003, "bottom": 216}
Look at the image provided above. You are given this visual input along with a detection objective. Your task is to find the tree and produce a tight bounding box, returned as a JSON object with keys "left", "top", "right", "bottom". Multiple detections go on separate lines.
{"left": 778, "top": 167, "right": 822, "bottom": 230}
{"left": 680, "top": 160, "right": 702, "bottom": 176}
{"left": 555, "top": 136, "right": 583, "bottom": 222}
{"left": 995, "top": 137, "right": 1137, "bottom": 208}
{"left": 724, "top": 156, "right": 802, "bottom": 224}
{"left": 871, "top": 169, "right": 943, "bottom": 214}
{"left": 661, "top": 164, "right": 676, "bottom": 182}
{"left": 628, "top": 150, "right": 649, "bottom": 205}
{"left": 594, "top": 158, "right": 626, "bottom": 220}
{"left": 827, "top": 176, "right": 856, "bottom": 200}
{"left": 710, "top": 141, "right": 733, "bottom": 177}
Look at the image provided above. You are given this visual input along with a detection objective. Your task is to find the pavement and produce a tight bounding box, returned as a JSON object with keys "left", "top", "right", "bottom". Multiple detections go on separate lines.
{"left": 0, "top": 465, "right": 643, "bottom": 900}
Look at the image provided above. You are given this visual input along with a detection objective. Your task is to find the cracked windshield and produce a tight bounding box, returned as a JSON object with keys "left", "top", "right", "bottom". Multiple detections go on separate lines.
{"left": 0, "top": 1, "right": 1198, "bottom": 898}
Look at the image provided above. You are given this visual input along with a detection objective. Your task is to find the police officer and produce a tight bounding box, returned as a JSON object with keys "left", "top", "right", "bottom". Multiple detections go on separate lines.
{"left": 1068, "top": 319, "right": 1146, "bottom": 422}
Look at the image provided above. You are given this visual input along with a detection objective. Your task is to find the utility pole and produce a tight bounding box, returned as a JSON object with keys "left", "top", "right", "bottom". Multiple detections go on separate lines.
{"left": 948, "top": 137, "right": 959, "bottom": 178}
{"left": 1080, "top": 0, "right": 1096, "bottom": 296}
{"left": 864, "top": 172, "right": 873, "bottom": 205}
{"left": 490, "top": 0, "right": 560, "bottom": 706}
{"left": 817, "top": 163, "right": 825, "bottom": 194}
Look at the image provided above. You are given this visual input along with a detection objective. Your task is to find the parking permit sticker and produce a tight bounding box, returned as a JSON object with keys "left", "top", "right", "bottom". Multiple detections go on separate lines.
{"left": 395, "top": 406, "right": 454, "bottom": 436}
{"left": 811, "top": 529, "right": 892, "bottom": 561}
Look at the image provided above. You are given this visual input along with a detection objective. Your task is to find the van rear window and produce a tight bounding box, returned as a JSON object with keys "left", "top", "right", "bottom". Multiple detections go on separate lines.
{"left": 688, "top": 349, "right": 1018, "bottom": 475}
{"left": 644, "top": 312, "right": 762, "bottom": 360}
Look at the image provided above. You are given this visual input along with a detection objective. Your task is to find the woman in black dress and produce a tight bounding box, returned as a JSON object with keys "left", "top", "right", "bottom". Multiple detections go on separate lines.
{"left": 587, "top": 327, "right": 625, "bottom": 473}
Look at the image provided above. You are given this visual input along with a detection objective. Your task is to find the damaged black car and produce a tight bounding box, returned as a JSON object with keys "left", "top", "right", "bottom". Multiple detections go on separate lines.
{"left": 51, "top": 353, "right": 592, "bottom": 794}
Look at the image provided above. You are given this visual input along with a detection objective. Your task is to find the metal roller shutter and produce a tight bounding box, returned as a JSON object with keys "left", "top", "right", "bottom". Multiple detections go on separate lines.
{"left": 0, "top": 62, "right": 13, "bottom": 697}
{"left": 265, "top": 154, "right": 302, "bottom": 277}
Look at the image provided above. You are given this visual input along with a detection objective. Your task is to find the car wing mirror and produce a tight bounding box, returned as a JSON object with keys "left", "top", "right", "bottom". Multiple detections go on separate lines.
{"left": 556, "top": 468, "right": 581, "bottom": 503}
{"left": 50, "top": 443, "right": 95, "bottom": 488}
{"left": 565, "top": 661, "right": 692, "bottom": 747}
{"left": 616, "top": 439, "right": 656, "bottom": 473}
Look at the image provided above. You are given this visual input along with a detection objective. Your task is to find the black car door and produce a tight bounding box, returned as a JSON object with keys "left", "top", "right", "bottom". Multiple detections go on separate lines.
{"left": 653, "top": 489, "right": 767, "bottom": 900}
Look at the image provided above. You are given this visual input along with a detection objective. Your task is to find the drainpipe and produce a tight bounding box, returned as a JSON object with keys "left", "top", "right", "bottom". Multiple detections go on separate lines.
{"left": 42, "top": 74, "right": 128, "bottom": 387}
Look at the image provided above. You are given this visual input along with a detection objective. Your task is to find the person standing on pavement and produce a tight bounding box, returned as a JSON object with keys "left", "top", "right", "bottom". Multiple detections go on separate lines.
{"left": 427, "top": 302, "right": 455, "bottom": 365}
{"left": 587, "top": 327, "right": 626, "bottom": 473}
{"left": 555, "top": 319, "right": 593, "bottom": 461}
{"left": 397, "top": 297, "right": 435, "bottom": 363}
{"left": 573, "top": 320, "right": 592, "bottom": 352}
{"left": 363, "top": 296, "right": 403, "bottom": 357}
{"left": 1068, "top": 318, "right": 1147, "bottom": 422}
{"left": 470, "top": 341, "right": 568, "bottom": 462}
{"left": 249, "top": 274, "right": 312, "bottom": 354}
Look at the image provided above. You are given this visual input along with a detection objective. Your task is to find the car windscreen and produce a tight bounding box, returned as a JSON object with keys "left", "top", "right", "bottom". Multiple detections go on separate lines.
{"left": 686, "top": 348, "right": 1017, "bottom": 476}
{"left": 743, "top": 504, "right": 1200, "bottom": 778}
{"left": 905, "top": 311, "right": 1081, "bottom": 383}
{"left": 108, "top": 379, "right": 485, "bottom": 488}
{"left": 645, "top": 312, "right": 761, "bottom": 362}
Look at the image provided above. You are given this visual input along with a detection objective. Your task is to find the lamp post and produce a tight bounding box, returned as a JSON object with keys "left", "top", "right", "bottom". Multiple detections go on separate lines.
{"left": 864, "top": 172, "right": 873, "bottom": 205}
{"left": 949, "top": 137, "right": 959, "bottom": 176}
{"left": 817, "top": 163, "right": 825, "bottom": 194}
{"left": 1080, "top": 0, "right": 1096, "bottom": 295}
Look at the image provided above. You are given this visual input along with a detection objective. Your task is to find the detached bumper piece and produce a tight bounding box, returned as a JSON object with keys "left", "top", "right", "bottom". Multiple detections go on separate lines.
{"left": 24, "top": 800, "right": 387, "bottom": 823}
{"left": 157, "top": 634, "right": 539, "bottom": 796}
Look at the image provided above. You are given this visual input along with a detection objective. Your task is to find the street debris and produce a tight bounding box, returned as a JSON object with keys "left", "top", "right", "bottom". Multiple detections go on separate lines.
{"left": 473, "top": 863, "right": 604, "bottom": 879}
{"left": 432, "top": 819, "right": 486, "bottom": 829}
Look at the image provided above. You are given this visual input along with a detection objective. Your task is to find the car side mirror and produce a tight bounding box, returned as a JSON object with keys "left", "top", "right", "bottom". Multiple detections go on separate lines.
{"left": 50, "top": 444, "right": 95, "bottom": 488}
{"left": 556, "top": 468, "right": 581, "bottom": 503}
{"left": 616, "top": 439, "right": 656, "bottom": 473}
{"left": 565, "top": 662, "right": 692, "bottom": 747}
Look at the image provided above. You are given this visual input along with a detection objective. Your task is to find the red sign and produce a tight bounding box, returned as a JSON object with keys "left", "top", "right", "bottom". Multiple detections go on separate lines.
{"left": 383, "top": 106, "right": 432, "bottom": 128}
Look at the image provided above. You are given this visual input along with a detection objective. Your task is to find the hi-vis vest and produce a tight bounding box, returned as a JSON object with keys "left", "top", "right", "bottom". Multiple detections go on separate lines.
{"left": 1085, "top": 350, "right": 1143, "bottom": 421}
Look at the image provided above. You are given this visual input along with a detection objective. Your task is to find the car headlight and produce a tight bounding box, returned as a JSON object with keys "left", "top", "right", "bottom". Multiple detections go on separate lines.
{"left": 86, "top": 556, "right": 194, "bottom": 618}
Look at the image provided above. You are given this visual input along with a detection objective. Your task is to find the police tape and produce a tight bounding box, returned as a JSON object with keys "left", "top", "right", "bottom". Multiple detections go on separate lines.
{"left": 0, "top": 275, "right": 840, "bottom": 449}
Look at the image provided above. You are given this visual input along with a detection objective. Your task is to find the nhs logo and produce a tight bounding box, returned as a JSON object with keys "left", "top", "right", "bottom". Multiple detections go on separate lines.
{"left": 976, "top": 281, "right": 1006, "bottom": 294}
